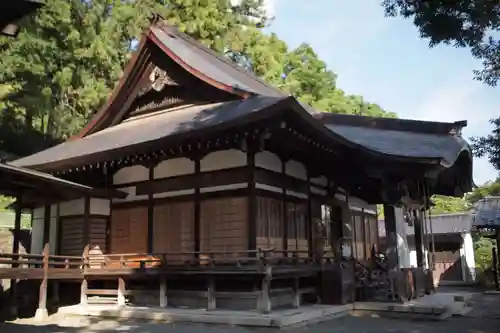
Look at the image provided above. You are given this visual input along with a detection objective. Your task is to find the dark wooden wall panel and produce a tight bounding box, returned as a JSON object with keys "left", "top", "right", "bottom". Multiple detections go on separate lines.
{"left": 153, "top": 201, "right": 194, "bottom": 263}
{"left": 110, "top": 206, "right": 148, "bottom": 254}
{"left": 200, "top": 197, "right": 248, "bottom": 259}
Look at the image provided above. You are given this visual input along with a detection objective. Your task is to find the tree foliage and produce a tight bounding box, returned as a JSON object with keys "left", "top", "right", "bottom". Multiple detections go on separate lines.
{"left": 430, "top": 195, "right": 470, "bottom": 215}
{"left": 382, "top": 0, "right": 500, "bottom": 86}
{"left": 0, "top": 0, "right": 395, "bottom": 159}
{"left": 466, "top": 179, "right": 500, "bottom": 205}
{"left": 471, "top": 118, "right": 500, "bottom": 172}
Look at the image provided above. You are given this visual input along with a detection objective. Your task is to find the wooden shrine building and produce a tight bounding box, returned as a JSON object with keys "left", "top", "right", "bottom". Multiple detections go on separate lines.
{"left": 0, "top": 19, "right": 473, "bottom": 313}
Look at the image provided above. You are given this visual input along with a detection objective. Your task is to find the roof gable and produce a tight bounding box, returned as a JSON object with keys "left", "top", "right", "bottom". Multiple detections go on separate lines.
{"left": 76, "top": 21, "right": 286, "bottom": 139}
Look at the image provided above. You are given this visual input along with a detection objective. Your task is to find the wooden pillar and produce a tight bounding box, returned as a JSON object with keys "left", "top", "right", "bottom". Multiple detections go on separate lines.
{"left": 35, "top": 243, "right": 49, "bottom": 320}
{"left": 83, "top": 197, "right": 90, "bottom": 248}
{"left": 117, "top": 277, "right": 126, "bottom": 306}
{"left": 10, "top": 194, "right": 22, "bottom": 307}
{"left": 194, "top": 155, "right": 201, "bottom": 258}
{"left": 293, "top": 276, "right": 300, "bottom": 308}
{"left": 12, "top": 195, "right": 22, "bottom": 259}
{"left": 306, "top": 172, "right": 313, "bottom": 258}
{"left": 80, "top": 245, "right": 89, "bottom": 305}
{"left": 258, "top": 267, "right": 272, "bottom": 313}
{"left": 159, "top": 278, "right": 167, "bottom": 308}
{"left": 413, "top": 210, "right": 425, "bottom": 268}
{"left": 42, "top": 204, "right": 50, "bottom": 245}
{"left": 281, "top": 159, "right": 288, "bottom": 252}
{"left": 207, "top": 277, "right": 216, "bottom": 310}
{"left": 247, "top": 138, "right": 257, "bottom": 254}
{"left": 147, "top": 165, "right": 154, "bottom": 253}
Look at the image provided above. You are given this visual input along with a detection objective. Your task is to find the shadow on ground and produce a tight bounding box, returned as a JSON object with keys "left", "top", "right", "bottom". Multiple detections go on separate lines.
{"left": 1, "top": 314, "right": 500, "bottom": 333}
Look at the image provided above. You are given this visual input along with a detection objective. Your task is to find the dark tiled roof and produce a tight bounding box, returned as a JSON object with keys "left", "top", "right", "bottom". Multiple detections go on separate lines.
{"left": 11, "top": 96, "right": 287, "bottom": 170}
{"left": 378, "top": 212, "right": 473, "bottom": 237}
{"left": 472, "top": 207, "right": 500, "bottom": 229}
{"left": 326, "top": 124, "right": 469, "bottom": 167}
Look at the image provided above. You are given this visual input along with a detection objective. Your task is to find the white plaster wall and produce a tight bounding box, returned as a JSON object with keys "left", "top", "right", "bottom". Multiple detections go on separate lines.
{"left": 113, "top": 186, "right": 148, "bottom": 203}
{"left": 31, "top": 214, "right": 44, "bottom": 255}
{"left": 462, "top": 232, "right": 476, "bottom": 282}
{"left": 255, "top": 151, "right": 281, "bottom": 173}
{"left": 49, "top": 205, "right": 58, "bottom": 254}
{"left": 409, "top": 249, "right": 417, "bottom": 268}
{"left": 200, "top": 183, "right": 248, "bottom": 193}
{"left": 285, "top": 160, "right": 307, "bottom": 180}
{"left": 59, "top": 198, "right": 85, "bottom": 216}
{"left": 395, "top": 207, "right": 411, "bottom": 269}
{"left": 310, "top": 175, "right": 328, "bottom": 187}
{"left": 255, "top": 183, "right": 281, "bottom": 193}
{"left": 310, "top": 186, "right": 327, "bottom": 196}
{"left": 90, "top": 198, "right": 111, "bottom": 215}
{"left": 113, "top": 165, "right": 149, "bottom": 185}
{"left": 154, "top": 157, "right": 194, "bottom": 179}
{"left": 349, "top": 196, "right": 377, "bottom": 215}
{"left": 200, "top": 149, "right": 247, "bottom": 172}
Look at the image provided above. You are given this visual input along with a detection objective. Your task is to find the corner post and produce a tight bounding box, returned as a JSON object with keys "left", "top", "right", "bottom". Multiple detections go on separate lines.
{"left": 35, "top": 243, "right": 49, "bottom": 321}
{"left": 117, "top": 277, "right": 126, "bottom": 306}
{"left": 9, "top": 194, "right": 23, "bottom": 316}
{"left": 80, "top": 245, "right": 89, "bottom": 305}
{"left": 247, "top": 135, "right": 258, "bottom": 255}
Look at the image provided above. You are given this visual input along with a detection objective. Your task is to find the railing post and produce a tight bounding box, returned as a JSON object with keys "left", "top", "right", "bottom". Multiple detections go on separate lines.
{"left": 34, "top": 243, "right": 49, "bottom": 320}
{"left": 80, "top": 245, "right": 89, "bottom": 306}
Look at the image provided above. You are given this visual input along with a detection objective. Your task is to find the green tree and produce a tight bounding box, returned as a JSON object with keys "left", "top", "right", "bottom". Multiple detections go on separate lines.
{"left": 466, "top": 179, "right": 500, "bottom": 205}
{"left": 430, "top": 195, "right": 470, "bottom": 215}
{"left": 471, "top": 118, "right": 500, "bottom": 173}
{"left": 382, "top": 0, "right": 500, "bottom": 86}
{"left": 0, "top": 0, "right": 269, "bottom": 158}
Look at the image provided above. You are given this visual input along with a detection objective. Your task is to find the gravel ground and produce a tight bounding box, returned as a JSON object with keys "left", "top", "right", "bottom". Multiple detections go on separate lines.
{"left": 1, "top": 293, "right": 499, "bottom": 333}
{"left": 1, "top": 314, "right": 499, "bottom": 333}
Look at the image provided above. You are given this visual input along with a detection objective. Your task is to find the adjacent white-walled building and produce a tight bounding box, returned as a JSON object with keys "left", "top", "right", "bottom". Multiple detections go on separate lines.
{"left": 379, "top": 212, "right": 476, "bottom": 285}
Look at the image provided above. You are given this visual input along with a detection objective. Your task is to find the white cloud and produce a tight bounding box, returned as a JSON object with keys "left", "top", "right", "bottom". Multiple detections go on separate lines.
{"left": 263, "top": 0, "right": 277, "bottom": 17}
{"left": 230, "top": 0, "right": 277, "bottom": 17}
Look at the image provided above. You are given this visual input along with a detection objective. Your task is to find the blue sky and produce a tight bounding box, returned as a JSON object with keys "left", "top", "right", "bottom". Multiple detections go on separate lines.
{"left": 263, "top": 0, "right": 499, "bottom": 186}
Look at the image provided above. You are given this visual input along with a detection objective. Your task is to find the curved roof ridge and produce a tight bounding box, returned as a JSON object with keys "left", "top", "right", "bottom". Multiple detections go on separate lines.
{"left": 155, "top": 23, "right": 286, "bottom": 98}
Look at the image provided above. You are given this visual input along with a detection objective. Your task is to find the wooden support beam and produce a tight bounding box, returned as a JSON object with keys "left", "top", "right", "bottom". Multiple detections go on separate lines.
{"left": 80, "top": 279, "right": 88, "bottom": 305}
{"left": 247, "top": 138, "right": 257, "bottom": 254}
{"left": 293, "top": 276, "right": 300, "bottom": 308}
{"left": 306, "top": 171, "right": 313, "bottom": 258}
{"left": 35, "top": 243, "right": 49, "bottom": 320}
{"left": 12, "top": 195, "right": 22, "bottom": 260}
{"left": 42, "top": 204, "right": 50, "bottom": 245}
{"left": 281, "top": 159, "right": 288, "bottom": 252}
{"left": 194, "top": 155, "right": 201, "bottom": 257}
{"left": 147, "top": 165, "right": 154, "bottom": 253}
{"left": 259, "top": 267, "right": 272, "bottom": 314}
{"left": 207, "top": 277, "right": 216, "bottom": 310}
{"left": 10, "top": 194, "right": 22, "bottom": 310}
{"left": 160, "top": 278, "right": 167, "bottom": 308}
{"left": 83, "top": 197, "right": 90, "bottom": 247}
{"left": 80, "top": 245, "right": 89, "bottom": 305}
{"left": 118, "top": 278, "right": 126, "bottom": 306}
